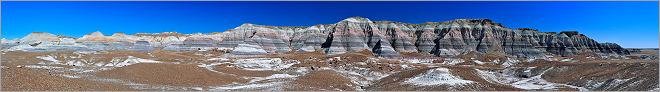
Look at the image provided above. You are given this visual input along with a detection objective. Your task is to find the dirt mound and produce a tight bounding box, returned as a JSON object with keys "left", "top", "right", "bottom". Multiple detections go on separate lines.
{"left": 364, "top": 68, "right": 430, "bottom": 90}
{"left": 287, "top": 70, "right": 356, "bottom": 91}
{"left": 447, "top": 67, "right": 522, "bottom": 91}
{"left": 542, "top": 61, "right": 658, "bottom": 91}
{"left": 366, "top": 67, "right": 521, "bottom": 91}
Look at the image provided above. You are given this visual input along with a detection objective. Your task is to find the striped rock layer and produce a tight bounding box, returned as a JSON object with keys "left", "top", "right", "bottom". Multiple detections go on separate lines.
{"left": 217, "top": 17, "right": 629, "bottom": 57}
{"left": 8, "top": 17, "right": 629, "bottom": 58}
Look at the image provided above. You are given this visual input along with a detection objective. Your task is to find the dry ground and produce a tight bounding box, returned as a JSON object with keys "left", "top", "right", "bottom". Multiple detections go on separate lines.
{"left": 1, "top": 50, "right": 658, "bottom": 91}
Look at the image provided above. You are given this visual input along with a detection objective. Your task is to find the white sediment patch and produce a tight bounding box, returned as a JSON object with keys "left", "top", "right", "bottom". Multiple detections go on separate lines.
{"left": 74, "top": 51, "right": 97, "bottom": 54}
{"left": 404, "top": 68, "right": 474, "bottom": 86}
{"left": 298, "top": 46, "right": 316, "bottom": 52}
{"left": 197, "top": 63, "right": 241, "bottom": 77}
{"left": 294, "top": 67, "right": 310, "bottom": 74}
{"left": 210, "top": 82, "right": 285, "bottom": 91}
{"left": 208, "top": 57, "right": 230, "bottom": 61}
{"left": 36, "top": 55, "right": 61, "bottom": 64}
{"left": 492, "top": 59, "right": 500, "bottom": 64}
{"left": 249, "top": 74, "right": 297, "bottom": 83}
{"left": 191, "top": 87, "right": 204, "bottom": 91}
{"left": 65, "top": 60, "right": 87, "bottom": 66}
{"left": 442, "top": 58, "right": 465, "bottom": 65}
{"left": 474, "top": 60, "right": 485, "bottom": 65}
{"left": 60, "top": 74, "right": 81, "bottom": 78}
{"left": 36, "top": 55, "right": 161, "bottom": 68}
{"left": 476, "top": 68, "right": 588, "bottom": 91}
{"left": 594, "top": 78, "right": 634, "bottom": 90}
{"left": 319, "top": 66, "right": 392, "bottom": 90}
{"left": 511, "top": 75, "right": 559, "bottom": 90}
{"left": 400, "top": 64, "right": 412, "bottom": 70}
{"left": 231, "top": 44, "right": 268, "bottom": 54}
{"left": 502, "top": 58, "right": 521, "bottom": 68}
{"left": 475, "top": 69, "right": 518, "bottom": 84}
{"left": 560, "top": 58, "right": 575, "bottom": 62}
{"left": 403, "top": 58, "right": 434, "bottom": 64}
{"left": 23, "top": 65, "right": 64, "bottom": 69}
{"left": 232, "top": 58, "right": 298, "bottom": 71}
{"left": 105, "top": 56, "right": 161, "bottom": 67}
{"left": 511, "top": 72, "right": 588, "bottom": 91}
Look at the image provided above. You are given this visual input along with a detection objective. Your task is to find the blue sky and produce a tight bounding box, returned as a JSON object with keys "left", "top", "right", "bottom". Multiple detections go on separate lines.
{"left": 2, "top": 1, "right": 658, "bottom": 48}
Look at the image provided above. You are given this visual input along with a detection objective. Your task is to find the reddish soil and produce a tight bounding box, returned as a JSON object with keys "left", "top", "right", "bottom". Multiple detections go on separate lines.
{"left": 212, "top": 65, "right": 279, "bottom": 77}
{"left": 1, "top": 63, "right": 135, "bottom": 91}
{"left": 95, "top": 63, "right": 247, "bottom": 88}
{"left": 287, "top": 70, "right": 355, "bottom": 91}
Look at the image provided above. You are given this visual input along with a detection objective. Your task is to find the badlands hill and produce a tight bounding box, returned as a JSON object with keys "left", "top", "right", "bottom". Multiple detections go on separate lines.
{"left": 3, "top": 17, "right": 629, "bottom": 58}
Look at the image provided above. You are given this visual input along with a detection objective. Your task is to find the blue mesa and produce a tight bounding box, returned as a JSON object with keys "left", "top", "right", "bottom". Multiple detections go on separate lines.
{"left": 1, "top": 1, "right": 658, "bottom": 48}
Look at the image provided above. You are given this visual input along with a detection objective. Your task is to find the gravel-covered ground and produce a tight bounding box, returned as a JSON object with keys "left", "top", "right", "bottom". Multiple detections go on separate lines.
{"left": 1, "top": 50, "right": 658, "bottom": 91}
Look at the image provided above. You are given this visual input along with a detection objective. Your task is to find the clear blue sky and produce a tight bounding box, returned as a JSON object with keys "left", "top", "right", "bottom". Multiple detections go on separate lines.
{"left": 2, "top": 1, "right": 658, "bottom": 48}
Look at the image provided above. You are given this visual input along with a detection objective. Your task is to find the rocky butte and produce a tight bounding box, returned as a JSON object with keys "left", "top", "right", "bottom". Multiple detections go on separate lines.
{"left": 3, "top": 17, "right": 629, "bottom": 58}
